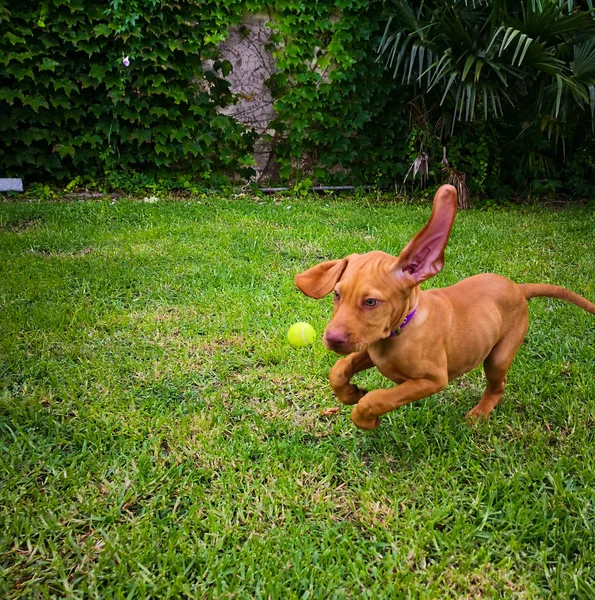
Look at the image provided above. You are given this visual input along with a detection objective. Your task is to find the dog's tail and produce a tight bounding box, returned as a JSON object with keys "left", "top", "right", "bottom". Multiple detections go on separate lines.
{"left": 521, "top": 284, "right": 595, "bottom": 315}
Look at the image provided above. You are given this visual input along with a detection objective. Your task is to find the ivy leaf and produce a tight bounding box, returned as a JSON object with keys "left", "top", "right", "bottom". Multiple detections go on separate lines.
{"left": 94, "top": 23, "right": 112, "bottom": 37}
{"left": 130, "top": 129, "right": 152, "bottom": 144}
{"left": 189, "top": 104, "right": 207, "bottom": 116}
{"left": 165, "top": 88, "right": 188, "bottom": 104}
{"left": 147, "top": 74, "right": 166, "bottom": 87}
{"left": 78, "top": 39, "right": 102, "bottom": 55}
{"left": 209, "top": 115, "right": 230, "bottom": 130}
{"left": 214, "top": 59, "right": 233, "bottom": 76}
{"left": 80, "top": 133, "right": 102, "bottom": 146}
{"left": 89, "top": 64, "right": 108, "bottom": 82}
{"left": 53, "top": 80, "right": 79, "bottom": 96}
{"left": 182, "top": 141, "right": 201, "bottom": 155}
{"left": 6, "top": 63, "right": 34, "bottom": 80}
{"left": 39, "top": 58, "right": 60, "bottom": 72}
{"left": 49, "top": 95, "right": 72, "bottom": 109}
{"left": 22, "top": 96, "right": 49, "bottom": 112}
{"left": 3, "top": 32, "right": 26, "bottom": 45}
{"left": 54, "top": 144, "right": 75, "bottom": 158}
{"left": 22, "top": 128, "right": 50, "bottom": 145}
{"left": 170, "top": 127, "right": 190, "bottom": 142}
{"left": 153, "top": 154, "right": 171, "bottom": 167}
{"left": 3, "top": 51, "right": 33, "bottom": 66}
{"left": 150, "top": 107, "right": 169, "bottom": 118}
{"left": 0, "top": 86, "right": 21, "bottom": 104}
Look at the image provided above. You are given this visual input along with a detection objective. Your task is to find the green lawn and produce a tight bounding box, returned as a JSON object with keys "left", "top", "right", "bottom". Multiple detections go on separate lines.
{"left": 1, "top": 194, "right": 594, "bottom": 598}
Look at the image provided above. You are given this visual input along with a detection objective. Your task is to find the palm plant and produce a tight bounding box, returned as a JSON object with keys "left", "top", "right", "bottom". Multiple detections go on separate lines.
{"left": 378, "top": 0, "right": 595, "bottom": 199}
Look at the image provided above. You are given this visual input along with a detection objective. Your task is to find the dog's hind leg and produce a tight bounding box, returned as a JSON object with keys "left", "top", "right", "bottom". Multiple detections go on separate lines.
{"left": 466, "top": 320, "right": 529, "bottom": 420}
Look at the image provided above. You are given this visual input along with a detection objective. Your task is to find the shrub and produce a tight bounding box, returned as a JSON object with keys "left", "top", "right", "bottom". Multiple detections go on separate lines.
{"left": 378, "top": 0, "right": 595, "bottom": 198}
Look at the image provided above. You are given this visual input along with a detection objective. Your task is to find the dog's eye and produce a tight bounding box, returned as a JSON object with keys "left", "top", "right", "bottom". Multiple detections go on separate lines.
{"left": 364, "top": 298, "right": 379, "bottom": 307}
{"left": 333, "top": 290, "right": 340, "bottom": 301}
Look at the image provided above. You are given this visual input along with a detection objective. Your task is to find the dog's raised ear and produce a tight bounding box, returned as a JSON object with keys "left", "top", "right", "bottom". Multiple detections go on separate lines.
{"left": 295, "top": 258, "right": 350, "bottom": 299}
{"left": 396, "top": 184, "right": 457, "bottom": 285}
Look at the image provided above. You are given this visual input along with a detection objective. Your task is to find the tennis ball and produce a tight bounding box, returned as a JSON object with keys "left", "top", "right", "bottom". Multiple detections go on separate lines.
{"left": 287, "top": 322, "right": 316, "bottom": 348}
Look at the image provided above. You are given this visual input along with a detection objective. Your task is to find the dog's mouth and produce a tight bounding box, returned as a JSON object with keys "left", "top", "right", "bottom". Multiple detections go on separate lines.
{"left": 323, "top": 332, "right": 368, "bottom": 355}
{"left": 324, "top": 341, "right": 355, "bottom": 355}
{"left": 324, "top": 330, "right": 394, "bottom": 355}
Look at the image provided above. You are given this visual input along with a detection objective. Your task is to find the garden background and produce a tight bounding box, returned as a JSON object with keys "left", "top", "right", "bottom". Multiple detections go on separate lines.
{"left": 1, "top": 0, "right": 594, "bottom": 199}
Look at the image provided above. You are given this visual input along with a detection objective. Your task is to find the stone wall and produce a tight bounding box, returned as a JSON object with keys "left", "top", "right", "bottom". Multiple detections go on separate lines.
{"left": 218, "top": 14, "right": 278, "bottom": 182}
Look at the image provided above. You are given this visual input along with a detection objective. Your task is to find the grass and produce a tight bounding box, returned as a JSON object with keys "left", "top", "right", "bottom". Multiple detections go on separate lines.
{"left": 0, "top": 193, "right": 594, "bottom": 599}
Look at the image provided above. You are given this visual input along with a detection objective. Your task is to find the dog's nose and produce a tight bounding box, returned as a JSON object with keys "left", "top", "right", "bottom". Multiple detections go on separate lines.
{"left": 324, "top": 329, "right": 349, "bottom": 349}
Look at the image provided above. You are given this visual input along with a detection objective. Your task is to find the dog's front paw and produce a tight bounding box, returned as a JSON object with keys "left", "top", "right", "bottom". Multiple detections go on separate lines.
{"left": 350, "top": 404, "right": 380, "bottom": 430}
{"left": 338, "top": 384, "right": 367, "bottom": 406}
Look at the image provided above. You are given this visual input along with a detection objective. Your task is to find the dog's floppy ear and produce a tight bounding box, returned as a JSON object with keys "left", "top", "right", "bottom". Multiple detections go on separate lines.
{"left": 396, "top": 184, "right": 457, "bottom": 285}
{"left": 295, "top": 258, "right": 350, "bottom": 299}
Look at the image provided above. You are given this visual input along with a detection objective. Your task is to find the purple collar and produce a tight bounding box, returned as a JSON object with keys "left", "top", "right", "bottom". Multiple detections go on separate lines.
{"left": 389, "top": 307, "right": 417, "bottom": 337}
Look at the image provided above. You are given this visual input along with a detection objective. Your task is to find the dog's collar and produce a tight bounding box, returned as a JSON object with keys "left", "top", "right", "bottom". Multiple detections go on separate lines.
{"left": 389, "top": 307, "right": 418, "bottom": 337}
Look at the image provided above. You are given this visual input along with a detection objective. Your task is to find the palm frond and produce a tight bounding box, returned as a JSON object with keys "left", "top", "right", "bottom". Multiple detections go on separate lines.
{"left": 404, "top": 152, "right": 429, "bottom": 186}
{"left": 517, "top": 1, "right": 595, "bottom": 40}
{"left": 572, "top": 38, "right": 595, "bottom": 81}
{"left": 378, "top": 0, "right": 595, "bottom": 153}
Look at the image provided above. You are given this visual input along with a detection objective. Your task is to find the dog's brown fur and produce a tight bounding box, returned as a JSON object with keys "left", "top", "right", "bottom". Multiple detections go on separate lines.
{"left": 295, "top": 185, "right": 595, "bottom": 430}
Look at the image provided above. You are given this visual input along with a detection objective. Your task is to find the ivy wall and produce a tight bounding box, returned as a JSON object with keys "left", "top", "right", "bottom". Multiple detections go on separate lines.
{"left": 1, "top": 1, "right": 594, "bottom": 197}
{"left": 0, "top": 0, "right": 258, "bottom": 185}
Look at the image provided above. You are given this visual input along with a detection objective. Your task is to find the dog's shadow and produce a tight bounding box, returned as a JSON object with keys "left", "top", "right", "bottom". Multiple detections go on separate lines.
{"left": 329, "top": 372, "right": 547, "bottom": 474}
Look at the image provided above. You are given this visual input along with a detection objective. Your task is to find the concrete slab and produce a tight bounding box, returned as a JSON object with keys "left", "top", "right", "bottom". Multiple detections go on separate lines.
{"left": 0, "top": 178, "right": 23, "bottom": 192}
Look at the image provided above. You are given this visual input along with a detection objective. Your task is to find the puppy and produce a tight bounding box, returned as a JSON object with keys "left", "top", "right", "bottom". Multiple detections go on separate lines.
{"left": 295, "top": 185, "right": 595, "bottom": 429}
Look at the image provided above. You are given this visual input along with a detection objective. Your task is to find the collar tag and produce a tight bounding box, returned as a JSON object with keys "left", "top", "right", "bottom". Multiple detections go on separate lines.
{"left": 389, "top": 306, "right": 417, "bottom": 338}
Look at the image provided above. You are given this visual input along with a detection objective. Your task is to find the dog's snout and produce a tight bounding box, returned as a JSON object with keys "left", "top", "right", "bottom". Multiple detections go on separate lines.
{"left": 325, "top": 329, "right": 347, "bottom": 345}
{"left": 324, "top": 329, "right": 350, "bottom": 352}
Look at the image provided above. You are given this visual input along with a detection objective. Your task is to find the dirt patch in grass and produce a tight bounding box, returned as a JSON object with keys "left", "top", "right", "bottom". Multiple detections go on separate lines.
{"left": 0, "top": 217, "right": 43, "bottom": 233}
{"left": 439, "top": 563, "right": 534, "bottom": 598}
{"left": 29, "top": 246, "right": 93, "bottom": 258}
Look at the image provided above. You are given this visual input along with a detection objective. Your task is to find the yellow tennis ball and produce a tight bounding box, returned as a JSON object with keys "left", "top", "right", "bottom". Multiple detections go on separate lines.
{"left": 287, "top": 322, "right": 316, "bottom": 348}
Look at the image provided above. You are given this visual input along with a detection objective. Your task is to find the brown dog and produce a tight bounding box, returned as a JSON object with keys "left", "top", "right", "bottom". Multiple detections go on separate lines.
{"left": 295, "top": 185, "right": 595, "bottom": 430}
